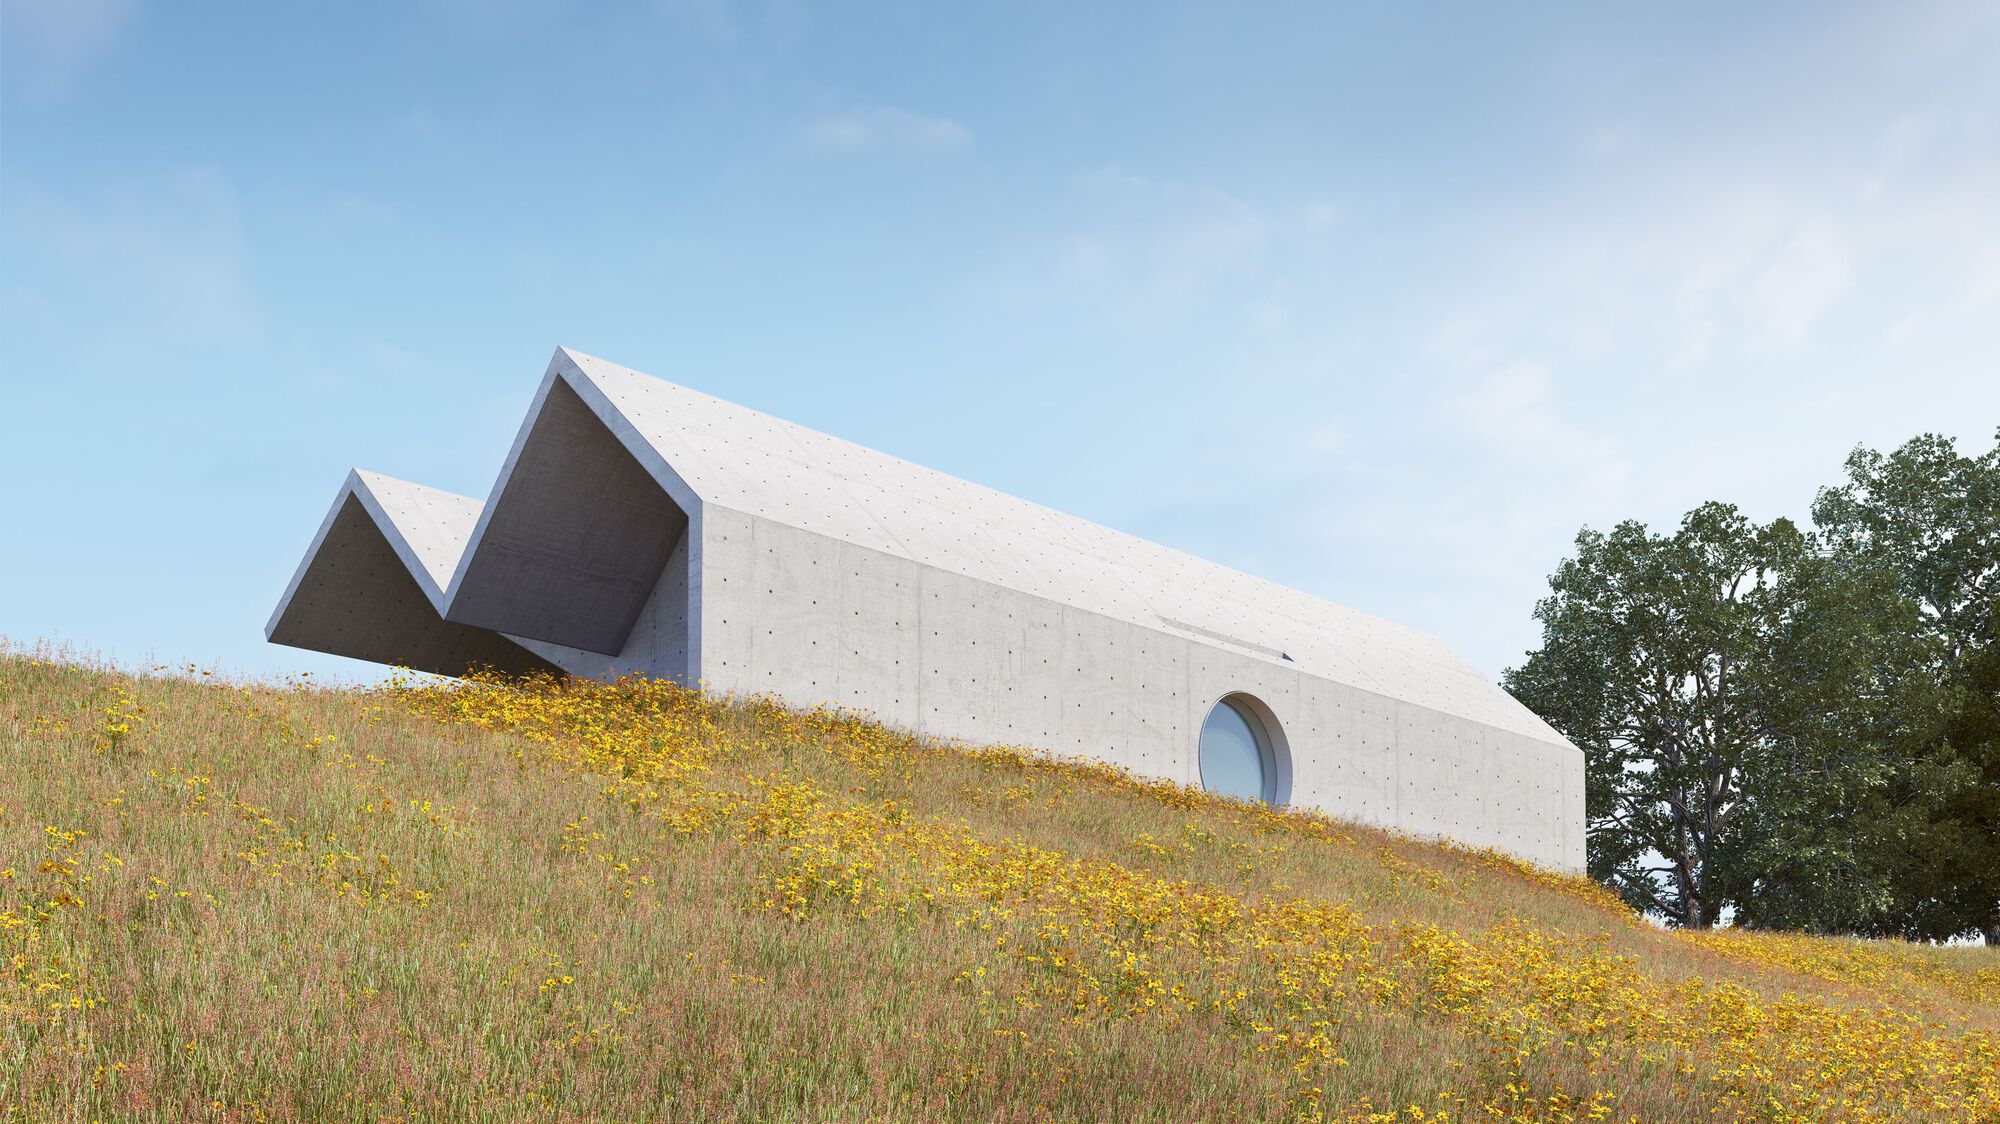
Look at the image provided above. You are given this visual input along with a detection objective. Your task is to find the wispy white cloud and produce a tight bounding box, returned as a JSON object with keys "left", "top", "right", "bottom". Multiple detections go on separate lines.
{"left": 1436, "top": 361, "right": 1627, "bottom": 476}
{"left": 1088, "top": 90, "right": 2000, "bottom": 678}
{"left": 1353, "top": 104, "right": 1997, "bottom": 668}
{"left": 0, "top": 0, "right": 137, "bottom": 88}
{"left": 1011, "top": 169, "right": 1338, "bottom": 327}
{"left": 1, "top": 167, "right": 260, "bottom": 346}
{"left": 800, "top": 106, "right": 971, "bottom": 155}
{"left": 1743, "top": 221, "right": 1853, "bottom": 346}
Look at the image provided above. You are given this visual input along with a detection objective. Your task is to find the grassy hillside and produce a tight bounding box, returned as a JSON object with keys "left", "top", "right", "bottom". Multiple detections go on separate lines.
{"left": 4, "top": 649, "right": 1996, "bottom": 1123}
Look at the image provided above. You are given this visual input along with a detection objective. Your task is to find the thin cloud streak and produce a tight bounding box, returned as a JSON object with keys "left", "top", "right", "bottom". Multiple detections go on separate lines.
{"left": 0, "top": 0, "right": 137, "bottom": 88}
{"left": 800, "top": 106, "right": 972, "bottom": 155}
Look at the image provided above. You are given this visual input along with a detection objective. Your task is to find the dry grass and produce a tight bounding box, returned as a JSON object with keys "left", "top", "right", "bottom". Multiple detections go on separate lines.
{"left": 3, "top": 645, "right": 1995, "bottom": 1122}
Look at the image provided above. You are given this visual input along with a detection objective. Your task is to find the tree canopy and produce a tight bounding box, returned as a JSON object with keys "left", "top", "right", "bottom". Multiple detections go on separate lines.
{"left": 1506, "top": 429, "right": 2000, "bottom": 941}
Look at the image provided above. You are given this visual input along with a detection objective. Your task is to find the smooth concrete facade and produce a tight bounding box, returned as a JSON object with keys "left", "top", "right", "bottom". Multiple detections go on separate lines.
{"left": 269, "top": 347, "right": 1586, "bottom": 871}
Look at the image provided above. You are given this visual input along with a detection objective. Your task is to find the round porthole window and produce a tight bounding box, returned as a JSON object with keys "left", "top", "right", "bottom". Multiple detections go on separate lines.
{"left": 1198, "top": 694, "right": 1285, "bottom": 805}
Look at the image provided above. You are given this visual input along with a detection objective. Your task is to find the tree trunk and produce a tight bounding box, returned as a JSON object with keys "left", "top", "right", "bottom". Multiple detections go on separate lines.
{"left": 1685, "top": 895, "right": 1710, "bottom": 931}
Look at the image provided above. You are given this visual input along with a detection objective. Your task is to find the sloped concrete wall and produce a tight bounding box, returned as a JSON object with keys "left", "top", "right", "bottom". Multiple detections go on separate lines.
{"left": 565, "top": 349, "right": 1568, "bottom": 756}
{"left": 693, "top": 504, "right": 1584, "bottom": 872}
{"left": 511, "top": 529, "right": 694, "bottom": 683}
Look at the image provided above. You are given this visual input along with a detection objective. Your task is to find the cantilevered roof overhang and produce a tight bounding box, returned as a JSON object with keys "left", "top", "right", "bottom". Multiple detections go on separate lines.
{"left": 265, "top": 470, "right": 562, "bottom": 678}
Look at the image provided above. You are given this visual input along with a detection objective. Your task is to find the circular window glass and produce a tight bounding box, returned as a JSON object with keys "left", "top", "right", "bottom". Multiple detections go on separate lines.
{"left": 1198, "top": 696, "right": 1274, "bottom": 803}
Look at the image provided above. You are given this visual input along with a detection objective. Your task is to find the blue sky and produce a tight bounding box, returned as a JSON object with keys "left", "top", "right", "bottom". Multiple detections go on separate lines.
{"left": 3, "top": 1, "right": 1996, "bottom": 683}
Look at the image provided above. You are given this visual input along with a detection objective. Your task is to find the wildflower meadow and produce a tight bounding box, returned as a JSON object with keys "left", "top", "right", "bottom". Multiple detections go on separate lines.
{"left": 4, "top": 647, "right": 1995, "bottom": 1121}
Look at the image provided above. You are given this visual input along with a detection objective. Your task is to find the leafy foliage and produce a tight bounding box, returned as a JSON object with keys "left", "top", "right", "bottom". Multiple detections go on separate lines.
{"left": 1508, "top": 429, "right": 2000, "bottom": 941}
{"left": 1502, "top": 504, "right": 1807, "bottom": 929}
{"left": 1814, "top": 431, "right": 2000, "bottom": 943}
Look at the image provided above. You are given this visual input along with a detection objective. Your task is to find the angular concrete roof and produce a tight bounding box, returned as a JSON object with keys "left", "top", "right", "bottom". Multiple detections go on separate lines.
{"left": 271, "top": 347, "right": 1561, "bottom": 746}
{"left": 265, "top": 470, "right": 559, "bottom": 678}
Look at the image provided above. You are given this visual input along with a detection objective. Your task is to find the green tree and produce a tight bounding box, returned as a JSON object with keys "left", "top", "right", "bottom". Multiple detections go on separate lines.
{"left": 1503, "top": 503, "right": 1806, "bottom": 929}
{"left": 1924, "top": 636, "right": 2000, "bottom": 944}
{"left": 1813, "top": 431, "right": 1998, "bottom": 663}
{"left": 1512, "top": 430, "right": 1999, "bottom": 940}
{"left": 1722, "top": 548, "right": 1935, "bottom": 934}
{"left": 1814, "top": 430, "right": 2000, "bottom": 943}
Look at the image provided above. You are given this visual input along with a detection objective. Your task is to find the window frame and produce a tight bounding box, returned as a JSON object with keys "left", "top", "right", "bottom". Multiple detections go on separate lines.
{"left": 1196, "top": 692, "right": 1292, "bottom": 806}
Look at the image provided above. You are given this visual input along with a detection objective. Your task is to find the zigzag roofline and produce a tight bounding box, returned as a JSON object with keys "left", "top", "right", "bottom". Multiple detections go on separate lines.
{"left": 269, "top": 346, "right": 1568, "bottom": 746}
{"left": 266, "top": 469, "right": 471, "bottom": 636}
{"left": 263, "top": 470, "right": 559, "bottom": 679}
{"left": 441, "top": 350, "right": 704, "bottom": 612}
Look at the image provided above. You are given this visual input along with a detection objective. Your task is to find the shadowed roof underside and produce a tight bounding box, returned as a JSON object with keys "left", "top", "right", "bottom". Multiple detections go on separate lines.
{"left": 265, "top": 472, "right": 561, "bottom": 678}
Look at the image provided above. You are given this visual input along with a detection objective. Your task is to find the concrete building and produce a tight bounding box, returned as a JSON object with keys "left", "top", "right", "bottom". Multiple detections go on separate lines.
{"left": 269, "top": 348, "right": 1585, "bottom": 870}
